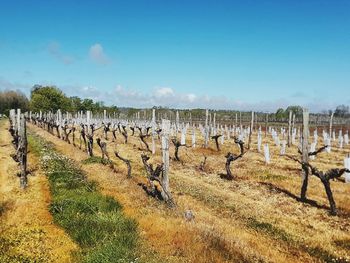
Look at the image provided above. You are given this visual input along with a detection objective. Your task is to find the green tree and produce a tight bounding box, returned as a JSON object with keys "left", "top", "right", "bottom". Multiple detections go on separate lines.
{"left": 30, "top": 85, "right": 72, "bottom": 112}
{"left": 285, "top": 105, "right": 303, "bottom": 117}
{"left": 80, "top": 98, "right": 95, "bottom": 111}
{"left": 275, "top": 108, "right": 285, "bottom": 120}
{"left": 94, "top": 101, "right": 105, "bottom": 113}
{"left": 334, "top": 104, "right": 349, "bottom": 117}
{"left": 70, "top": 96, "right": 82, "bottom": 112}
{"left": 0, "top": 90, "right": 29, "bottom": 115}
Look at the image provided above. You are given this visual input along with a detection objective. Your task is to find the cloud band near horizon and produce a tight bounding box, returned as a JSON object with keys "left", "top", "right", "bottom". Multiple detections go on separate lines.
{"left": 1, "top": 77, "right": 343, "bottom": 113}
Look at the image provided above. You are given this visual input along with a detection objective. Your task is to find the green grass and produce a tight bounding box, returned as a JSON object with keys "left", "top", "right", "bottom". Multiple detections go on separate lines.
{"left": 28, "top": 134, "right": 139, "bottom": 263}
{"left": 258, "top": 172, "right": 286, "bottom": 181}
{"left": 247, "top": 218, "right": 292, "bottom": 243}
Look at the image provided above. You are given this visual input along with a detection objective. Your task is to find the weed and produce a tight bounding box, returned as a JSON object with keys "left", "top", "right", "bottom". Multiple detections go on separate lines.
{"left": 247, "top": 218, "right": 292, "bottom": 243}
{"left": 82, "top": 156, "right": 114, "bottom": 166}
{"left": 258, "top": 172, "right": 286, "bottom": 181}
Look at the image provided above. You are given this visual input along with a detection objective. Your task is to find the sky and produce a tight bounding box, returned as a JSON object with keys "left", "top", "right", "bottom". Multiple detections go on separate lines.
{"left": 0, "top": 0, "right": 349, "bottom": 112}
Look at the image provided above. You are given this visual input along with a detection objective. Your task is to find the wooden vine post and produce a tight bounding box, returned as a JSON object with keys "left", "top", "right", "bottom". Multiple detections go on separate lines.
{"left": 17, "top": 109, "right": 21, "bottom": 135}
{"left": 265, "top": 113, "right": 268, "bottom": 138}
{"left": 287, "top": 110, "right": 292, "bottom": 147}
{"left": 152, "top": 108, "right": 156, "bottom": 154}
{"left": 300, "top": 108, "right": 309, "bottom": 200}
{"left": 213, "top": 112, "right": 216, "bottom": 130}
{"left": 9, "top": 110, "right": 16, "bottom": 145}
{"left": 235, "top": 113, "right": 238, "bottom": 127}
{"left": 86, "top": 110, "right": 93, "bottom": 156}
{"left": 176, "top": 110, "right": 179, "bottom": 133}
{"left": 329, "top": 112, "right": 334, "bottom": 139}
{"left": 239, "top": 111, "right": 242, "bottom": 128}
{"left": 161, "top": 119, "right": 174, "bottom": 205}
{"left": 10, "top": 109, "right": 16, "bottom": 130}
{"left": 19, "top": 113, "right": 28, "bottom": 189}
{"left": 205, "top": 109, "right": 209, "bottom": 148}
{"left": 57, "top": 109, "right": 62, "bottom": 138}
{"left": 248, "top": 111, "right": 254, "bottom": 149}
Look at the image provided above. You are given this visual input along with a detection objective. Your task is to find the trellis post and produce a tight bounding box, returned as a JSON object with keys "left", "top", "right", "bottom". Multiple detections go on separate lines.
{"left": 300, "top": 108, "right": 309, "bottom": 200}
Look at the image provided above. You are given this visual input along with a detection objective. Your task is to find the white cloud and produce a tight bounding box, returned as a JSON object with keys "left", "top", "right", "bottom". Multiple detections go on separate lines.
{"left": 154, "top": 87, "right": 174, "bottom": 97}
{"left": 187, "top": 93, "right": 196, "bottom": 103}
{"left": 107, "top": 85, "right": 284, "bottom": 111}
{"left": 62, "top": 85, "right": 109, "bottom": 102}
{"left": 47, "top": 41, "right": 75, "bottom": 65}
{"left": 89, "top": 43, "right": 110, "bottom": 65}
{"left": 54, "top": 83, "right": 350, "bottom": 113}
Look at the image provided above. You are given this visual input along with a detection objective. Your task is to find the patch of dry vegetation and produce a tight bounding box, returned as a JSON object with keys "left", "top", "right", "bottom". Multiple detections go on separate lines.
{"left": 0, "top": 120, "right": 77, "bottom": 263}
{"left": 28, "top": 123, "right": 350, "bottom": 262}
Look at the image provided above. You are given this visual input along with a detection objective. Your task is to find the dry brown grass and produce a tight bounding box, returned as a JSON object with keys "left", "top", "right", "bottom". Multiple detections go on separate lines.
{"left": 0, "top": 120, "right": 78, "bottom": 262}
{"left": 27, "top": 123, "right": 350, "bottom": 262}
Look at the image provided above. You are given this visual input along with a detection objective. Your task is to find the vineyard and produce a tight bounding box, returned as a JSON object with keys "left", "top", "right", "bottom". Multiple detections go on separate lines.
{"left": 1, "top": 107, "right": 349, "bottom": 263}
{"left": 2, "top": 1, "right": 350, "bottom": 262}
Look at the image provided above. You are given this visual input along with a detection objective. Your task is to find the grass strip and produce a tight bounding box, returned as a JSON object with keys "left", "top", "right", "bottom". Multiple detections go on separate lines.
{"left": 28, "top": 134, "right": 139, "bottom": 263}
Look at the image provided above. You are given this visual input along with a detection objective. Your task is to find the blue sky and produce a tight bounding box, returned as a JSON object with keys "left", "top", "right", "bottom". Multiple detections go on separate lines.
{"left": 0, "top": 0, "right": 349, "bottom": 112}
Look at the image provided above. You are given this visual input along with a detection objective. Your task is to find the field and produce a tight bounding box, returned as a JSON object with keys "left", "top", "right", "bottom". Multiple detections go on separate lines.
{"left": 2, "top": 1, "right": 350, "bottom": 262}
{"left": 1, "top": 116, "right": 350, "bottom": 263}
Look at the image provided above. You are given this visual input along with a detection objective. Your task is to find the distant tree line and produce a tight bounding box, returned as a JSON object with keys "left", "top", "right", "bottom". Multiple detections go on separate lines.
{"left": 333, "top": 105, "right": 350, "bottom": 117}
{"left": 29, "top": 85, "right": 119, "bottom": 115}
{"left": 274, "top": 105, "right": 350, "bottom": 120}
{"left": 0, "top": 90, "right": 29, "bottom": 115}
{"left": 1, "top": 85, "right": 349, "bottom": 120}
